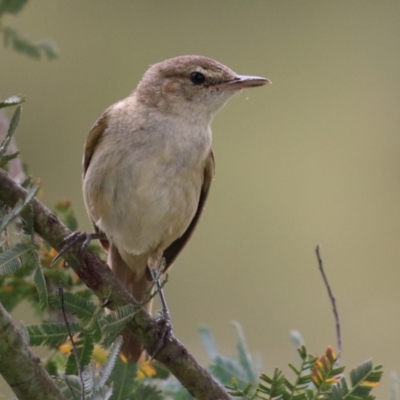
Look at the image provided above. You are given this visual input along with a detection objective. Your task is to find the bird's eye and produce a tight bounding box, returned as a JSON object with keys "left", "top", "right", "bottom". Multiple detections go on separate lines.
{"left": 190, "top": 72, "right": 206, "bottom": 85}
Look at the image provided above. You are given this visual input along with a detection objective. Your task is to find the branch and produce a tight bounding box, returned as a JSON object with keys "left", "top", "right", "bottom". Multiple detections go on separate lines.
{"left": 0, "top": 168, "right": 230, "bottom": 400}
{"left": 0, "top": 302, "right": 67, "bottom": 400}
{"left": 59, "top": 287, "right": 84, "bottom": 400}
{"left": 315, "top": 245, "right": 342, "bottom": 355}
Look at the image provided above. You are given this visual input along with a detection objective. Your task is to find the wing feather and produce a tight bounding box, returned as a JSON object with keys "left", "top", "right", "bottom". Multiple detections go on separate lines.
{"left": 163, "top": 150, "right": 215, "bottom": 271}
{"left": 82, "top": 113, "right": 110, "bottom": 250}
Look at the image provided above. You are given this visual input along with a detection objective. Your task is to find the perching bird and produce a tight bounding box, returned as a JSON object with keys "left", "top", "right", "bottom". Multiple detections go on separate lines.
{"left": 79, "top": 55, "right": 269, "bottom": 360}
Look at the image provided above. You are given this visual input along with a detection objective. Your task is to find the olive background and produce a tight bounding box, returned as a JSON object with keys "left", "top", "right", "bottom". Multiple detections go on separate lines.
{"left": 2, "top": 1, "right": 400, "bottom": 397}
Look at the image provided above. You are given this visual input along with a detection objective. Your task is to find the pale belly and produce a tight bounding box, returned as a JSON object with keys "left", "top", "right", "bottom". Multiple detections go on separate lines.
{"left": 84, "top": 157, "right": 204, "bottom": 256}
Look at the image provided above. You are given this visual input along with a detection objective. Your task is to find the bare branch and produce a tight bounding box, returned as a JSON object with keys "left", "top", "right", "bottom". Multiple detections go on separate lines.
{"left": 315, "top": 245, "right": 342, "bottom": 355}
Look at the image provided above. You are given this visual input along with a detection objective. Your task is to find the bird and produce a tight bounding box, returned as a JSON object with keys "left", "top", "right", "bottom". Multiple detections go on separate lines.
{"left": 73, "top": 55, "right": 269, "bottom": 361}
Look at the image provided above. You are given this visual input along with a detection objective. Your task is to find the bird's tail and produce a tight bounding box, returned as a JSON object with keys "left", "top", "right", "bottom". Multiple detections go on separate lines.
{"left": 108, "top": 244, "right": 153, "bottom": 362}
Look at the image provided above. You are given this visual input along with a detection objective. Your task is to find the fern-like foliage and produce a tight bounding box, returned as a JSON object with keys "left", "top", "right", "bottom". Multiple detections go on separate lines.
{"left": 96, "top": 337, "right": 123, "bottom": 390}
{"left": 311, "top": 346, "right": 344, "bottom": 398}
{"left": 49, "top": 290, "right": 97, "bottom": 322}
{"left": 108, "top": 357, "right": 138, "bottom": 400}
{"left": 99, "top": 304, "right": 140, "bottom": 346}
{"left": 65, "top": 334, "right": 95, "bottom": 375}
{"left": 199, "top": 323, "right": 260, "bottom": 391}
{"left": 27, "top": 321, "right": 82, "bottom": 346}
{"left": 226, "top": 345, "right": 382, "bottom": 400}
{"left": 0, "top": 240, "right": 33, "bottom": 275}
{"left": 331, "top": 360, "right": 383, "bottom": 400}
{"left": 0, "top": 182, "right": 38, "bottom": 232}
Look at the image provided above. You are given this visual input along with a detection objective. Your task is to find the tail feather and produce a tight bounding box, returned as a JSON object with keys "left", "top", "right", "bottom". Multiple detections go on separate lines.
{"left": 108, "top": 245, "right": 152, "bottom": 362}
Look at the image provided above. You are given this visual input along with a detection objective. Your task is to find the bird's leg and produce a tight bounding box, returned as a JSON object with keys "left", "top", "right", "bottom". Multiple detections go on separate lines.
{"left": 148, "top": 250, "right": 172, "bottom": 357}
{"left": 149, "top": 264, "right": 170, "bottom": 322}
{"left": 51, "top": 231, "right": 106, "bottom": 266}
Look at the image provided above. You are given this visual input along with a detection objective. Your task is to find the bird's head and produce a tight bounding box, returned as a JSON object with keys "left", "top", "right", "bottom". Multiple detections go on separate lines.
{"left": 135, "top": 55, "right": 270, "bottom": 121}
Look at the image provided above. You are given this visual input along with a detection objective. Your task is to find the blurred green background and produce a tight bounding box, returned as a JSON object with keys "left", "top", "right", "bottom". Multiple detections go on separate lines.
{"left": 2, "top": 0, "right": 400, "bottom": 397}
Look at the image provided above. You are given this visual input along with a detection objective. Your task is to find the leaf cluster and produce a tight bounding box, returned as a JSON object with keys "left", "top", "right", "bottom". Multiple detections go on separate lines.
{"left": 226, "top": 344, "right": 383, "bottom": 400}
{"left": 0, "top": 0, "right": 58, "bottom": 59}
{"left": 26, "top": 291, "right": 163, "bottom": 400}
{"left": 0, "top": 99, "right": 100, "bottom": 314}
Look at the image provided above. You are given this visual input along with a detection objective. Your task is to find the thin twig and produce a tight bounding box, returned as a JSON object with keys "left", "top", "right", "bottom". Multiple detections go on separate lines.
{"left": 59, "top": 287, "right": 84, "bottom": 400}
{"left": 315, "top": 245, "right": 342, "bottom": 355}
{"left": 53, "top": 376, "right": 79, "bottom": 399}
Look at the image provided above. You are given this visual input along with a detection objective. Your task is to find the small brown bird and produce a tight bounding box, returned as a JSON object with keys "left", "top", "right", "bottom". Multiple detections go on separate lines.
{"left": 80, "top": 55, "right": 269, "bottom": 360}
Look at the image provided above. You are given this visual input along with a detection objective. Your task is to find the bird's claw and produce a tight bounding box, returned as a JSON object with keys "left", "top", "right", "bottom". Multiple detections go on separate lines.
{"left": 151, "top": 311, "right": 173, "bottom": 359}
{"left": 51, "top": 231, "right": 92, "bottom": 266}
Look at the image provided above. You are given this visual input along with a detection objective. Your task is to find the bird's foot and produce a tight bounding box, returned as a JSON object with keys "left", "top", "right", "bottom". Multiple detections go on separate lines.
{"left": 152, "top": 309, "right": 173, "bottom": 359}
{"left": 51, "top": 231, "right": 105, "bottom": 266}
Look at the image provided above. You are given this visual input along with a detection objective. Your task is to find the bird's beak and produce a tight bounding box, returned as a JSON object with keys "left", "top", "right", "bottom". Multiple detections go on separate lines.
{"left": 221, "top": 75, "right": 271, "bottom": 90}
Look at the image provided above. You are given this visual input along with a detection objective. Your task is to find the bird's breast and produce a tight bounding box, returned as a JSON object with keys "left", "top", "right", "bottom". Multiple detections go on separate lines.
{"left": 83, "top": 117, "right": 212, "bottom": 256}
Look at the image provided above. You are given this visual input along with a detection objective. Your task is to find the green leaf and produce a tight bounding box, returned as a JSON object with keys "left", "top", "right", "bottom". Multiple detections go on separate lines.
{"left": 27, "top": 321, "right": 82, "bottom": 346}
{"left": 65, "top": 334, "right": 94, "bottom": 375}
{"left": 0, "top": 0, "right": 28, "bottom": 16}
{"left": 200, "top": 323, "right": 258, "bottom": 391}
{"left": 58, "top": 375, "right": 82, "bottom": 400}
{"left": 210, "top": 355, "right": 247, "bottom": 387}
{"left": 82, "top": 364, "right": 95, "bottom": 398}
{"left": 109, "top": 357, "right": 138, "bottom": 400}
{"left": 33, "top": 250, "right": 48, "bottom": 309}
{"left": 96, "top": 336, "right": 123, "bottom": 390}
{"left": 0, "top": 183, "right": 38, "bottom": 231}
{"left": 0, "top": 95, "right": 25, "bottom": 109}
{"left": 45, "top": 351, "right": 67, "bottom": 377}
{"left": 0, "top": 276, "right": 32, "bottom": 311}
{"left": 133, "top": 383, "right": 164, "bottom": 400}
{"left": 99, "top": 304, "right": 139, "bottom": 347}
{"left": 36, "top": 40, "right": 58, "bottom": 60}
{"left": 198, "top": 326, "right": 218, "bottom": 359}
{"left": 0, "top": 151, "right": 20, "bottom": 167}
{"left": 257, "top": 369, "right": 288, "bottom": 399}
{"left": 0, "top": 240, "right": 32, "bottom": 275}
{"left": 0, "top": 105, "right": 21, "bottom": 158}
{"left": 163, "top": 386, "right": 193, "bottom": 400}
{"left": 88, "top": 317, "right": 102, "bottom": 343}
{"left": 290, "top": 330, "right": 305, "bottom": 349}
{"left": 49, "top": 291, "right": 97, "bottom": 321}
{"left": 348, "top": 360, "right": 383, "bottom": 398}
{"left": 2, "top": 26, "right": 58, "bottom": 59}
{"left": 232, "top": 321, "right": 257, "bottom": 383}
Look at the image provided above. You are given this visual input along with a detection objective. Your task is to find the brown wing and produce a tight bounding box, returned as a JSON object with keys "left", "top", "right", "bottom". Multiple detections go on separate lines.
{"left": 163, "top": 150, "right": 215, "bottom": 272}
{"left": 82, "top": 112, "right": 111, "bottom": 251}
{"left": 83, "top": 113, "right": 108, "bottom": 175}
